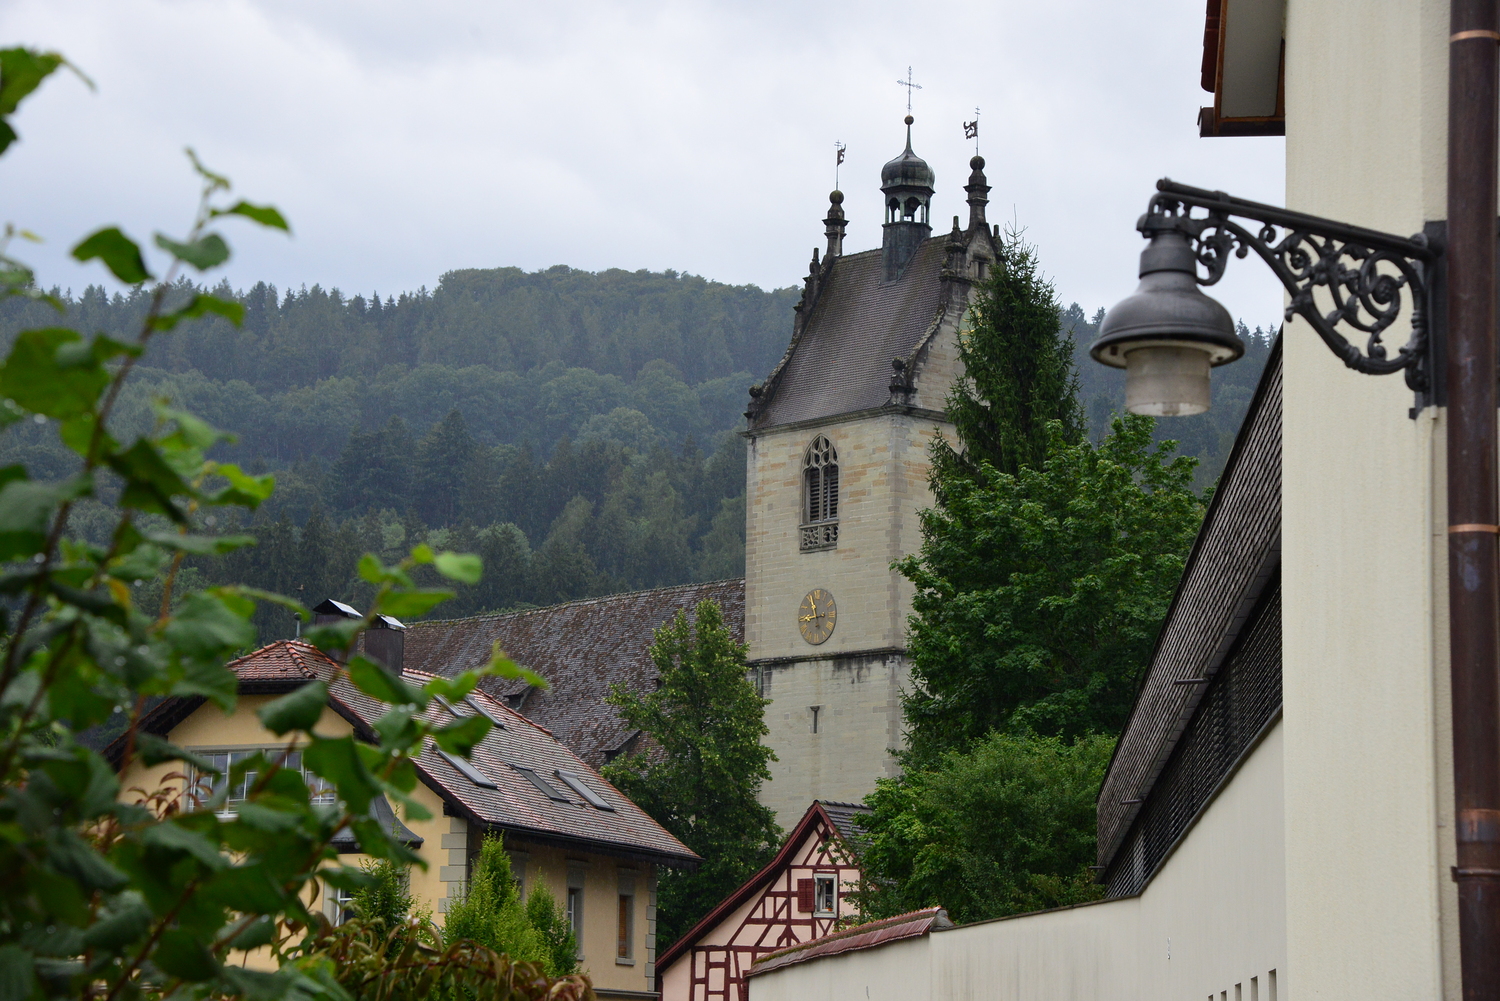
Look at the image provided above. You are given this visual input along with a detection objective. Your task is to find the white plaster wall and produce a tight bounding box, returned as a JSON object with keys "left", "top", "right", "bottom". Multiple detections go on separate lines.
{"left": 750, "top": 723, "right": 1287, "bottom": 1001}
{"left": 1282, "top": 2, "right": 1455, "bottom": 997}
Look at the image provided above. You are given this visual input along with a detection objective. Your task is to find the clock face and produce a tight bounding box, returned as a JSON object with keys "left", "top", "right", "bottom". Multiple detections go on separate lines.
{"left": 798, "top": 589, "right": 837, "bottom": 645}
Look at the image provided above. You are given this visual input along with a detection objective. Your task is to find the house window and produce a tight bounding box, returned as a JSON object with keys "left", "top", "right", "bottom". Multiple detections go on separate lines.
{"left": 814, "top": 874, "right": 837, "bottom": 917}
{"left": 192, "top": 748, "right": 334, "bottom": 815}
{"left": 617, "top": 893, "right": 634, "bottom": 960}
{"left": 801, "top": 435, "right": 839, "bottom": 552}
{"left": 330, "top": 883, "right": 355, "bottom": 925}
{"left": 567, "top": 864, "right": 586, "bottom": 959}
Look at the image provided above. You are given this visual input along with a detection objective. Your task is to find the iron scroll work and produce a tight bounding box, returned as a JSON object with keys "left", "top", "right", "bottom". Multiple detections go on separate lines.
{"left": 1142, "top": 179, "right": 1442, "bottom": 409}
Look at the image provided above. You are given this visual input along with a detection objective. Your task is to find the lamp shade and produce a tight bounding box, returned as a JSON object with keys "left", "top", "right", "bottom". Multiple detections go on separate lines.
{"left": 1091, "top": 230, "right": 1244, "bottom": 416}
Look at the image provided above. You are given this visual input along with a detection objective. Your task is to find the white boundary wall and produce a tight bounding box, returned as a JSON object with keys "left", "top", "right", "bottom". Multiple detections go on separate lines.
{"left": 749, "top": 722, "right": 1287, "bottom": 1001}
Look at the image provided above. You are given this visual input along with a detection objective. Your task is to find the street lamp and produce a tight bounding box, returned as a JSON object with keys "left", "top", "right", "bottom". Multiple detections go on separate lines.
{"left": 1091, "top": 179, "right": 1440, "bottom": 415}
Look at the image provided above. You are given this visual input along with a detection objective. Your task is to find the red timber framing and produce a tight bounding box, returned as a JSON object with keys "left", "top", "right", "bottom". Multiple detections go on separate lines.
{"left": 657, "top": 802, "right": 864, "bottom": 1001}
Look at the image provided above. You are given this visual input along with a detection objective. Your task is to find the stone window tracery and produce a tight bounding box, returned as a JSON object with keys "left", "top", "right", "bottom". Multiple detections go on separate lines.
{"left": 801, "top": 435, "right": 839, "bottom": 551}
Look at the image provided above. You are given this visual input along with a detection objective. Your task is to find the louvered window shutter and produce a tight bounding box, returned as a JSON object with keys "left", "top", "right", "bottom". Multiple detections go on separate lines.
{"left": 796, "top": 878, "right": 815, "bottom": 912}
{"left": 805, "top": 467, "right": 822, "bottom": 522}
{"left": 824, "top": 464, "right": 839, "bottom": 520}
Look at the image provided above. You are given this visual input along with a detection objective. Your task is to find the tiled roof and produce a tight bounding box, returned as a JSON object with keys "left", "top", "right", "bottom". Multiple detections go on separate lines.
{"left": 816, "top": 800, "right": 871, "bottom": 854}
{"left": 226, "top": 639, "right": 326, "bottom": 683}
{"left": 751, "top": 240, "right": 947, "bottom": 429}
{"left": 747, "top": 907, "right": 953, "bottom": 977}
{"left": 119, "top": 640, "right": 699, "bottom": 867}
{"left": 403, "top": 579, "right": 746, "bottom": 768}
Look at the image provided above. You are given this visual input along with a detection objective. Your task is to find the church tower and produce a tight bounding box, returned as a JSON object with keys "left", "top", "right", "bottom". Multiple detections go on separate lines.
{"left": 744, "top": 121, "right": 998, "bottom": 829}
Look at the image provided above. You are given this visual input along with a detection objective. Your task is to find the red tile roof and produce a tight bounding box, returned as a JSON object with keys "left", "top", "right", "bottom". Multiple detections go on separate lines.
{"left": 746, "top": 907, "right": 953, "bottom": 977}
{"left": 402, "top": 579, "right": 745, "bottom": 767}
{"left": 120, "top": 639, "right": 699, "bottom": 867}
{"left": 225, "top": 638, "right": 330, "bottom": 682}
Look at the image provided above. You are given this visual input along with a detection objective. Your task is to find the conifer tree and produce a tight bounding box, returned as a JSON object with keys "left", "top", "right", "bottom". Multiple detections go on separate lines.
{"left": 603, "top": 600, "right": 781, "bottom": 947}
{"left": 442, "top": 835, "right": 548, "bottom": 969}
{"left": 935, "top": 230, "right": 1085, "bottom": 491}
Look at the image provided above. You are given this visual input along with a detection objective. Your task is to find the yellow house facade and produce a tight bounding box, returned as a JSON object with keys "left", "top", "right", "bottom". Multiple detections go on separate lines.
{"left": 109, "top": 637, "right": 698, "bottom": 1000}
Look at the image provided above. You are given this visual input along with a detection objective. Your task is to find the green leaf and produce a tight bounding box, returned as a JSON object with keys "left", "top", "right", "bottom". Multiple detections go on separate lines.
{"left": 72, "top": 227, "right": 152, "bottom": 284}
{"left": 221, "top": 915, "right": 275, "bottom": 952}
{"left": 377, "top": 589, "right": 454, "bottom": 619}
{"left": 154, "top": 232, "right": 229, "bottom": 271}
{"left": 212, "top": 201, "right": 290, "bottom": 232}
{"left": 81, "top": 893, "right": 152, "bottom": 951}
{"left": 205, "top": 863, "right": 285, "bottom": 913}
{"left": 48, "top": 829, "right": 128, "bottom": 891}
{"left": 431, "top": 713, "right": 491, "bottom": 756}
{"left": 257, "top": 681, "right": 328, "bottom": 735}
{"left": 163, "top": 591, "right": 257, "bottom": 660}
{"left": 303, "top": 736, "right": 377, "bottom": 814}
{"left": 0, "top": 477, "right": 57, "bottom": 561}
{"left": 151, "top": 292, "right": 245, "bottom": 332}
{"left": 106, "top": 439, "right": 192, "bottom": 522}
{"left": 0, "top": 943, "right": 34, "bottom": 1001}
{"left": 0, "top": 48, "right": 63, "bottom": 115}
{"left": 140, "top": 820, "right": 227, "bottom": 871}
{"left": 0, "top": 327, "right": 110, "bottom": 418}
{"left": 202, "top": 463, "right": 275, "bottom": 508}
{"left": 135, "top": 733, "right": 218, "bottom": 773}
{"left": 143, "top": 530, "right": 256, "bottom": 555}
{"left": 434, "top": 550, "right": 482, "bottom": 585}
{"left": 481, "top": 643, "right": 548, "bottom": 688}
{"left": 424, "top": 671, "right": 479, "bottom": 701}
{"left": 347, "top": 655, "right": 426, "bottom": 708}
{"left": 153, "top": 928, "right": 219, "bottom": 981}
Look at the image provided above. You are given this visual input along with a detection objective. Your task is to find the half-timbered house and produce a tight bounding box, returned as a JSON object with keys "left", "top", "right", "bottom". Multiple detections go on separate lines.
{"left": 656, "top": 802, "right": 865, "bottom": 1001}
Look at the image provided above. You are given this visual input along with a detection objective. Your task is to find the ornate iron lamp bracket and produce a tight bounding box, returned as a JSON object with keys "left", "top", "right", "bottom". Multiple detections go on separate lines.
{"left": 1141, "top": 179, "right": 1442, "bottom": 397}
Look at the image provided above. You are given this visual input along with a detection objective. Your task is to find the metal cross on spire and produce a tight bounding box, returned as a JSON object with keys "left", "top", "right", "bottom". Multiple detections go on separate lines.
{"left": 896, "top": 66, "right": 922, "bottom": 114}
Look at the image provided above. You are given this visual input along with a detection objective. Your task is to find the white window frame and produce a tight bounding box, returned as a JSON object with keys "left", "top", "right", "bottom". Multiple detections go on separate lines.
{"left": 813, "top": 873, "right": 837, "bottom": 917}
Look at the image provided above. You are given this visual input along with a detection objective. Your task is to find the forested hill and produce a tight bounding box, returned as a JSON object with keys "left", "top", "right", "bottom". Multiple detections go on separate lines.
{"left": 0, "top": 265, "right": 1270, "bottom": 641}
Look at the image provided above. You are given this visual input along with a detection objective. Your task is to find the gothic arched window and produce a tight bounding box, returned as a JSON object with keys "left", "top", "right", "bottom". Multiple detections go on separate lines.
{"left": 801, "top": 435, "right": 839, "bottom": 551}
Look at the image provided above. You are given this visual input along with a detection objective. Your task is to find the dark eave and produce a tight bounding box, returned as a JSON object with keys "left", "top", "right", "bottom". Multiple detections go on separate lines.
{"left": 1095, "top": 337, "right": 1283, "bottom": 869}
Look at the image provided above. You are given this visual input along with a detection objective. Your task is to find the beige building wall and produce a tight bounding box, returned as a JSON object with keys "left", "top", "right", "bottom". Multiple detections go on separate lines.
{"left": 748, "top": 723, "right": 1286, "bottom": 1001}
{"left": 745, "top": 410, "right": 952, "bottom": 828}
{"left": 118, "top": 697, "right": 661, "bottom": 996}
{"left": 506, "top": 841, "right": 657, "bottom": 996}
{"left": 1282, "top": 1, "right": 1457, "bottom": 997}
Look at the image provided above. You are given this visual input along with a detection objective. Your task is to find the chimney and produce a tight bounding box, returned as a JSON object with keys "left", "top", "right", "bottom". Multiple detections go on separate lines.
{"left": 363, "top": 614, "right": 407, "bottom": 674}
{"left": 310, "top": 598, "right": 362, "bottom": 662}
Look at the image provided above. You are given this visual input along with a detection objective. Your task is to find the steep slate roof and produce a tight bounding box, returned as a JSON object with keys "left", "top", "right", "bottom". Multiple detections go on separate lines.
{"left": 751, "top": 239, "right": 948, "bottom": 429}
{"left": 403, "top": 578, "right": 745, "bottom": 767}
{"left": 656, "top": 800, "right": 864, "bottom": 972}
{"left": 1095, "top": 340, "right": 1283, "bottom": 871}
{"left": 746, "top": 907, "right": 953, "bottom": 977}
{"left": 114, "top": 640, "right": 699, "bottom": 868}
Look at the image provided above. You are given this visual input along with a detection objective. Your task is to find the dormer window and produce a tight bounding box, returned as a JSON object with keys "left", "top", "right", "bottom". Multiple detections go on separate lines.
{"left": 801, "top": 435, "right": 839, "bottom": 552}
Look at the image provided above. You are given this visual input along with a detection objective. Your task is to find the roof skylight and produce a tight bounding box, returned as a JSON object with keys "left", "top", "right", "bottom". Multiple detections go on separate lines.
{"left": 514, "top": 765, "right": 569, "bottom": 801}
{"left": 436, "top": 747, "right": 497, "bottom": 789}
{"left": 556, "top": 769, "right": 614, "bottom": 811}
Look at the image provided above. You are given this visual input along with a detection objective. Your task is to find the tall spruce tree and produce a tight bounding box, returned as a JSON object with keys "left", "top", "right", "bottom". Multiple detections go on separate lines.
{"left": 897, "top": 232, "right": 1205, "bottom": 763}
{"left": 935, "top": 230, "right": 1085, "bottom": 492}
{"left": 602, "top": 600, "right": 781, "bottom": 947}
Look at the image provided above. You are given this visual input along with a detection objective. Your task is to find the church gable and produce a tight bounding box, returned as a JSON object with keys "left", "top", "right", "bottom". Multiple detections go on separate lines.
{"left": 749, "top": 240, "right": 948, "bottom": 429}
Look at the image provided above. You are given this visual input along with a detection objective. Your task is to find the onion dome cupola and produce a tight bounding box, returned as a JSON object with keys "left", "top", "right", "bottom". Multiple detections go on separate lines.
{"left": 881, "top": 115, "right": 935, "bottom": 280}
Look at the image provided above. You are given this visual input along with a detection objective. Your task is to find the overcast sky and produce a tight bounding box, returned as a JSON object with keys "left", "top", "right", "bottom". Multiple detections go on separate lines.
{"left": 0, "top": 0, "right": 1286, "bottom": 331}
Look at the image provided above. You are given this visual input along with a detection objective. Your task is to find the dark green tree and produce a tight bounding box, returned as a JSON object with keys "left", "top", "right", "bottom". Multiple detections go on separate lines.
{"left": 413, "top": 409, "right": 479, "bottom": 526}
{"left": 938, "top": 231, "right": 1084, "bottom": 488}
{"left": 853, "top": 732, "right": 1116, "bottom": 923}
{"left": 603, "top": 600, "right": 782, "bottom": 947}
{"left": 523, "top": 885, "right": 578, "bottom": 977}
{"left": 442, "top": 835, "right": 548, "bottom": 969}
{"left": 899, "top": 416, "right": 1204, "bottom": 762}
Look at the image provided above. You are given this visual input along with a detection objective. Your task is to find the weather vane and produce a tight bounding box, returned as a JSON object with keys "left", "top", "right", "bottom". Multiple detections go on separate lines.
{"left": 896, "top": 66, "right": 922, "bottom": 115}
{"left": 964, "top": 107, "right": 980, "bottom": 155}
{"left": 834, "top": 142, "right": 846, "bottom": 189}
